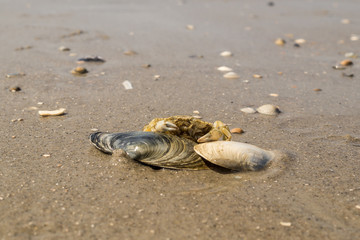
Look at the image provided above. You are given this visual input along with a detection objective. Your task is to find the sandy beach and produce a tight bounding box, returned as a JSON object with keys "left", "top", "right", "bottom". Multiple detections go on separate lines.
{"left": 1, "top": 0, "right": 360, "bottom": 239}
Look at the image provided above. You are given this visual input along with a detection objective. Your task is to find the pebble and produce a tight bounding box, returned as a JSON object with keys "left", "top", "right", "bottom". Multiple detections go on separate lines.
{"left": 9, "top": 86, "right": 21, "bottom": 92}
{"left": 71, "top": 66, "right": 88, "bottom": 75}
{"left": 230, "top": 128, "right": 244, "bottom": 134}
{"left": 240, "top": 107, "right": 257, "bottom": 114}
{"left": 77, "top": 56, "right": 105, "bottom": 63}
{"left": 223, "top": 72, "right": 239, "bottom": 79}
{"left": 294, "top": 43, "right": 301, "bottom": 48}
{"left": 257, "top": 104, "right": 280, "bottom": 116}
{"left": 269, "top": 93, "right": 279, "bottom": 97}
{"left": 340, "top": 59, "right": 353, "bottom": 66}
{"left": 275, "top": 38, "right": 286, "bottom": 46}
{"left": 123, "top": 50, "right": 137, "bottom": 56}
{"left": 253, "top": 74, "right": 262, "bottom": 79}
{"left": 280, "top": 222, "right": 291, "bottom": 227}
{"left": 122, "top": 80, "right": 133, "bottom": 90}
{"left": 38, "top": 108, "right": 66, "bottom": 117}
{"left": 220, "top": 51, "right": 233, "bottom": 57}
{"left": 217, "top": 66, "right": 233, "bottom": 72}
{"left": 58, "top": 46, "right": 70, "bottom": 51}
{"left": 6, "top": 73, "right": 25, "bottom": 78}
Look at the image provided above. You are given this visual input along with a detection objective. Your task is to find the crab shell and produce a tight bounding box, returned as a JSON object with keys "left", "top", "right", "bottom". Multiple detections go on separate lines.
{"left": 194, "top": 141, "right": 274, "bottom": 171}
{"left": 143, "top": 115, "right": 231, "bottom": 143}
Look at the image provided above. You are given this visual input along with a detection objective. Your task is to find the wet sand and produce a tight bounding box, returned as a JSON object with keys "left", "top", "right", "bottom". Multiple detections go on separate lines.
{"left": 1, "top": 0, "right": 360, "bottom": 239}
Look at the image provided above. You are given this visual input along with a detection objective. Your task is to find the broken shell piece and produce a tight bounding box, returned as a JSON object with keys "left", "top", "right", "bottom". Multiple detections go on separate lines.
{"left": 217, "top": 66, "right": 233, "bottom": 72}
{"left": 230, "top": 128, "right": 244, "bottom": 134}
{"left": 313, "top": 88, "right": 322, "bottom": 92}
{"left": 341, "top": 19, "right": 350, "bottom": 24}
{"left": 6, "top": 73, "right": 25, "bottom": 78}
{"left": 194, "top": 141, "right": 275, "bottom": 171}
{"left": 275, "top": 38, "right": 286, "bottom": 46}
{"left": 332, "top": 65, "right": 346, "bottom": 70}
{"left": 186, "top": 25, "right": 195, "bottom": 30}
{"left": 280, "top": 222, "right": 292, "bottom": 227}
{"left": 350, "top": 35, "right": 359, "bottom": 41}
{"left": 42, "top": 154, "right": 51, "bottom": 158}
{"left": 220, "top": 51, "right": 233, "bottom": 57}
{"left": 123, "top": 50, "right": 137, "bottom": 56}
{"left": 344, "top": 52, "right": 357, "bottom": 58}
{"left": 77, "top": 56, "right": 105, "bottom": 63}
{"left": 253, "top": 74, "right": 263, "bottom": 79}
{"left": 38, "top": 108, "right": 66, "bottom": 117}
{"left": 58, "top": 46, "right": 70, "bottom": 51}
{"left": 193, "top": 110, "right": 200, "bottom": 114}
{"left": 269, "top": 93, "right": 279, "bottom": 97}
{"left": 122, "top": 80, "right": 133, "bottom": 90}
{"left": 342, "top": 73, "right": 354, "bottom": 78}
{"left": 294, "top": 38, "right": 306, "bottom": 44}
{"left": 9, "top": 86, "right": 21, "bottom": 92}
{"left": 142, "top": 64, "right": 151, "bottom": 68}
{"left": 257, "top": 104, "right": 280, "bottom": 116}
{"left": 223, "top": 72, "right": 239, "bottom": 79}
{"left": 340, "top": 59, "right": 353, "bottom": 66}
{"left": 71, "top": 66, "right": 88, "bottom": 75}
{"left": 240, "top": 107, "right": 257, "bottom": 114}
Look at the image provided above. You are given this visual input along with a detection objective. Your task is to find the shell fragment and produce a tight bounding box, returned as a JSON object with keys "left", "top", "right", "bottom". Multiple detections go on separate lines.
{"left": 38, "top": 108, "right": 66, "bottom": 117}
{"left": 217, "top": 66, "right": 233, "bottom": 72}
{"left": 220, "top": 51, "right": 233, "bottom": 57}
{"left": 240, "top": 107, "right": 257, "bottom": 114}
{"left": 223, "top": 72, "right": 240, "bottom": 79}
{"left": 122, "top": 80, "right": 133, "bottom": 90}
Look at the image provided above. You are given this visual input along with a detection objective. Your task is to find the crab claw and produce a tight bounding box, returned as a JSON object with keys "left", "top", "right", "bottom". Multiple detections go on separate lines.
{"left": 197, "top": 120, "right": 232, "bottom": 143}
{"left": 155, "top": 120, "right": 179, "bottom": 132}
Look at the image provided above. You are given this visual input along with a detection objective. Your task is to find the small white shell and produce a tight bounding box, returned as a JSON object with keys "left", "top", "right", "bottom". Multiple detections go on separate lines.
{"left": 194, "top": 141, "right": 274, "bottom": 171}
{"left": 217, "top": 66, "right": 233, "bottom": 72}
{"left": 257, "top": 104, "right": 280, "bottom": 115}
{"left": 240, "top": 107, "right": 257, "bottom": 114}
{"left": 122, "top": 80, "right": 133, "bottom": 90}
{"left": 38, "top": 108, "right": 66, "bottom": 117}
{"left": 223, "top": 72, "right": 239, "bottom": 79}
{"left": 220, "top": 51, "right": 233, "bottom": 57}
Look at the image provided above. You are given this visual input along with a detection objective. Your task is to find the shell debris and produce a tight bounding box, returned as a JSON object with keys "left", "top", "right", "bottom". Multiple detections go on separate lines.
{"left": 269, "top": 93, "right": 279, "bottom": 97}
{"left": 58, "top": 46, "right": 70, "bottom": 51}
{"left": 280, "top": 222, "right": 292, "bottom": 227}
{"left": 340, "top": 59, "right": 353, "bottom": 66}
{"left": 240, "top": 107, "right": 257, "bottom": 114}
{"left": 230, "top": 128, "right": 244, "bottom": 134}
{"left": 275, "top": 38, "right": 286, "bottom": 46}
{"left": 122, "top": 80, "right": 133, "bottom": 90}
{"left": 123, "top": 50, "right": 137, "bottom": 56}
{"left": 220, "top": 51, "right": 233, "bottom": 57}
{"left": 253, "top": 74, "right": 263, "bottom": 79}
{"left": 356, "top": 205, "right": 360, "bottom": 209}
{"left": 9, "top": 86, "right": 21, "bottom": 92}
{"left": 38, "top": 108, "right": 66, "bottom": 117}
{"left": 186, "top": 24, "right": 195, "bottom": 30}
{"left": 6, "top": 73, "right": 25, "bottom": 78}
{"left": 223, "top": 72, "right": 239, "bottom": 79}
{"left": 341, "top": 19, "right": 350, "bottom": 24}
{"left": 257, "top": 104, "right": 280, "bottom": 115}
{"left": 294, "top": 38, "right": 306, "bottom": 44}
{"left": 217, "top": 66, "right": 233, "bottom": 72}
{"left": 71, "top": 66, "right": 88, "bottom": 75}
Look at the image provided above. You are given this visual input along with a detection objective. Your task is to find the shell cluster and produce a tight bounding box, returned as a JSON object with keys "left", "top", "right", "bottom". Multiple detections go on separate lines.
{"left": 90, "top": 116, "right": 276, "bottom": 172}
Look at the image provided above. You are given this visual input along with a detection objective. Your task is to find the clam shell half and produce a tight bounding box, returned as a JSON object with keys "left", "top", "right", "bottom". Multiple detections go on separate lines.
{"left": 194, "top": 141, "right": 274, "bottom": 171}
{"left": 90, "top": 131, "right": 207, "bottom": 170}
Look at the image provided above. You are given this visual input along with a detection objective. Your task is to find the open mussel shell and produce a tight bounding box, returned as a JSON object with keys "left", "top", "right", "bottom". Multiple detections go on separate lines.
{"left": 193, "top": 141, "right": 274, "bottom": 171}
{"left": 90, "top": 131, "right": 207, "bottom": 170}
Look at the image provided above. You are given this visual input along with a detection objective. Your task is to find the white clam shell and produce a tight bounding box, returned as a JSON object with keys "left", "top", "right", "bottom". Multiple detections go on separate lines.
{"left": 257, "top": 104, "right": 280, "bottom": 115}
{"left": 194, "top": 141, "right": 274, "bottom": 171}
{"left": 220, "top": 51, "right": 233, "bottom": 57}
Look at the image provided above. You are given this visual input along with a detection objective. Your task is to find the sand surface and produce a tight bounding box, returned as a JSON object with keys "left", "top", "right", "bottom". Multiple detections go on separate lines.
{"left": 1, "top": 0, "right": 360, "bottom": 239}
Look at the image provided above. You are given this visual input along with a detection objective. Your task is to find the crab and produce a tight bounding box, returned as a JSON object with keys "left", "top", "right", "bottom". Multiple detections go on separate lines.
{"left": 143, "top": 115, "right": 232, "bottom": 143}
